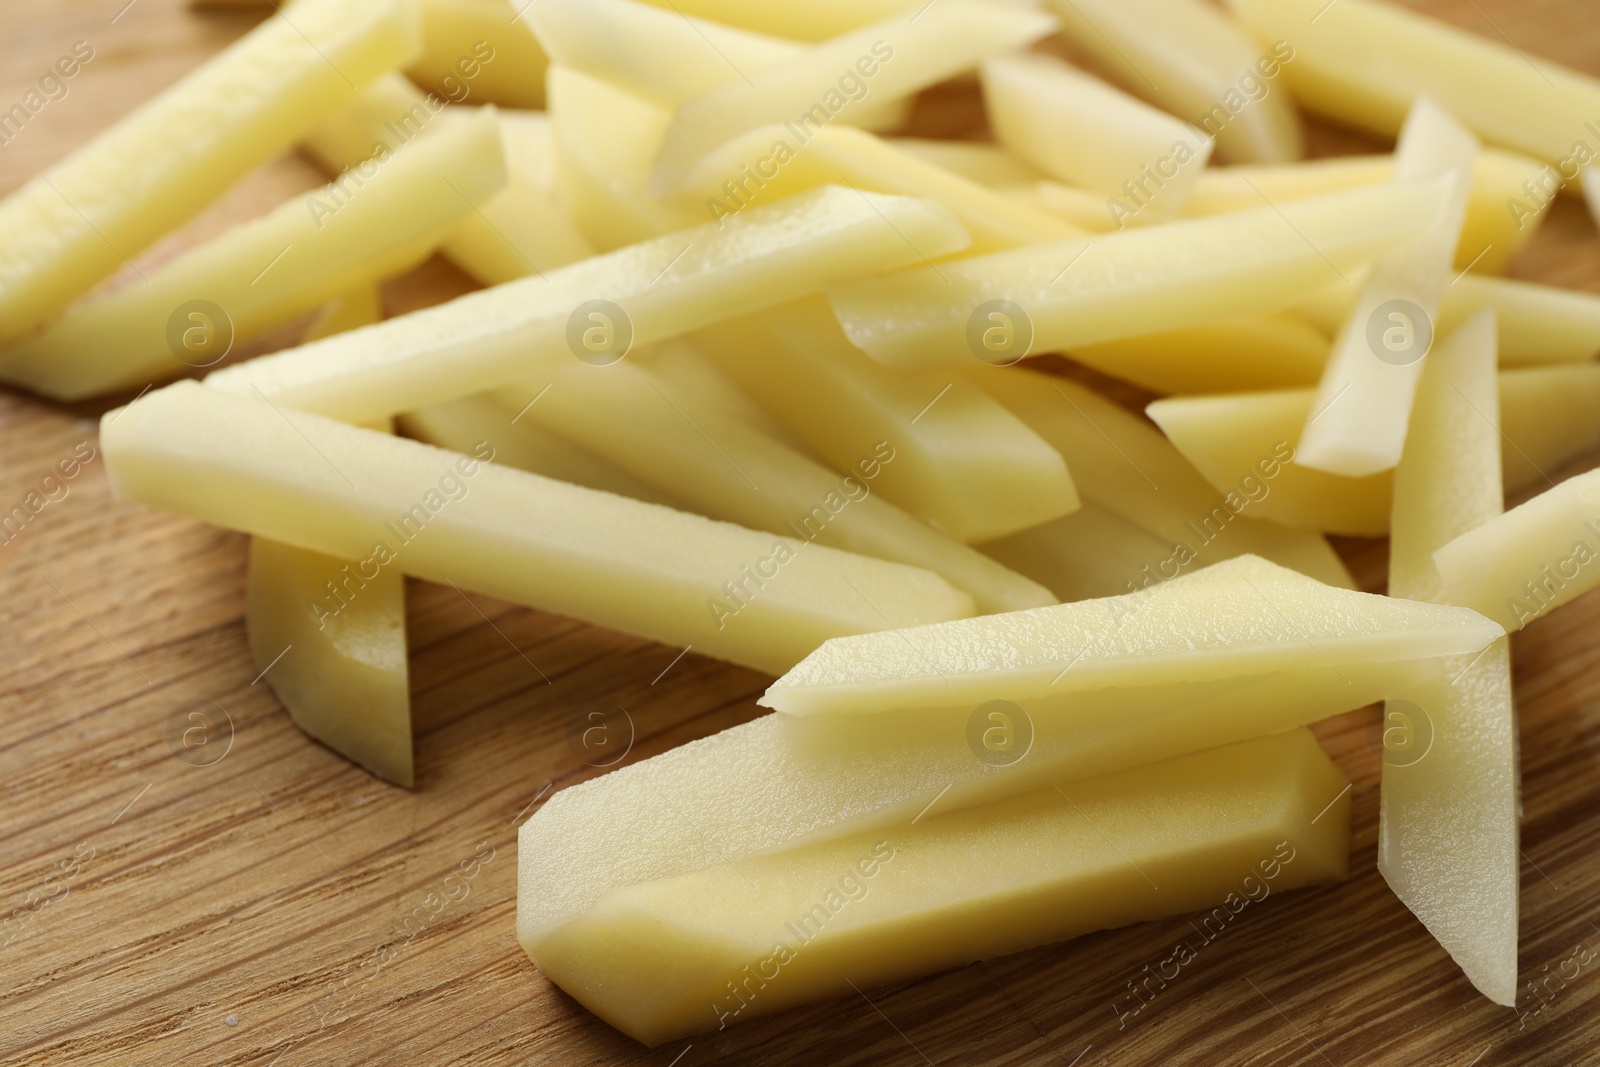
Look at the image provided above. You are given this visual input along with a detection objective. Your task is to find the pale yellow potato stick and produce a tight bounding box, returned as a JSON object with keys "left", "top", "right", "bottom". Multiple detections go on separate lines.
{"left": 104, "top": 382, "right": 975, "bottom": 675}
{"left": 1068, "top": 312, "right": 1330, "bottom": 394}
{"left": 1022, "top": 180, "right": 1121, "bottom": 232}
{"left": 648, "top": 1, "right": 1057, "bottom": 194}
{"left": 1043, "top": 0, "right": 1305, "bottom": 164}
{"left": 630, "top": 0, "right": 971, "bottom": 41}
{"left": 694, "top": 300, "right": 1079, "bottom": 544}
{"left": 495, "top": 361, "right": 1057, "bottom": 614}
{"left": 1186, "top": 149, "right": 1551, "bottom": 275}
{"left": 981, "top": 53, "right": 1213, "bottom": 224}
{"left": 0, "top": 0, "right": 419, "bottom": 346}
{"left": 408, "top": 0, "right": 548, "bottom": 109}
{"left": 518, "top": 554, "right": 1480, "bottom": 941}
{"left": 976, "top": 504, "right": 1180, "bottom": 604}
{"left": 303, "top": 284, "right": 384, "bottom": 344}
{"left": 1226, "top": 0, "right": 1600, "bottom": 174}
{"left": 1383, "top": 310, "right": 1518, "bottom": 1006}
{"left": 890, "top": 138, "right": 1047, "bottom": 187}
{"left": 826, "top": 177, "right": 1447, "bottom": 371}
{"left": 1296, "top": 99, "right": 1480, "bottom": 478}
{"left": 527, "top": 730, "right": 1350, "bottom": 1045}
{"left": 1298, "top": 271, "right": 1600, "bottom": 367}
{"left": 676, "top": 124, "right": 1081, "bottom": 253}
{"left": 1145, "top": 364, "right": 1600, "bottom": 536}
{"left": 642, "top": 340, "right": 813, "bottom": 455}
{"left": 1435, "top": 467, "right": 1600, "bottom": 634}
{"left": 304, "top": 77, "right": 595, "bottom": 283}
{"left": 204, "top": 186, "right": 971, "bottom": 424}
{"left": 0, "top": 109, "right": 505, "bottom": 401}
{"left": 970, "top": 367, "right": 1354, "bottom": 588}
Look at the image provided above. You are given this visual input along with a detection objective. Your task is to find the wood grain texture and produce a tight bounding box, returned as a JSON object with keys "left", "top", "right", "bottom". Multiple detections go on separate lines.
{"left": 2, "top": 1, "right": 1600, "bottom": 1065}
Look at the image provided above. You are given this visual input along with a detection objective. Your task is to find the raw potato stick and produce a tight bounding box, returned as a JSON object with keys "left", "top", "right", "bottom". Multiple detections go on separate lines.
{"left": 1146, "top": 364, "right": 1600, "bottom": 536}
{"left": 1383, "top": 310, "right": 1518, "bottom": 1005}
{"left": 1067, "top": 313, "right": 1331, "bottom": 394}
{"left": 496, "top": 361, "right": 1058, "bottom": 614}
{"left": 102, "top": 382, "right": 975, "bottom": 675}
{"left": 528, "top": 730, "right": 1350, "bottom": 1045}
{"left": 694, "top": 300, "right": 1080, "bottom": 544}
{"left": 1296, "top": 99, "right": 1479, "bottom": 478}
{"left": 976, "top": 504, "right": 1178, "bottom": 604}
{"left": 647, "top": 1, "right": 1057, "bottom": 194}
{"left": 981, "top": 52, "right": 1213, "bottom": 223}
{"left": 827, "top": 178, "right": 1448, "bottom": 371}
{"left": 0, "top": 0, "right": 419, "bottom": 346}
{"left": 1044, "top": 0, "right": 1304, "bottom": 164}
{"left": 203, "top": 186, "right": 971, "bottom": 424}
{"left": 518, "top": 555, "right": 1479, "bottom": 942}
{"left": 407, "top": 0, "right": 549, "bottom": 110}
{"left": 0, "top": 109, "right": 506, "bottom": 400}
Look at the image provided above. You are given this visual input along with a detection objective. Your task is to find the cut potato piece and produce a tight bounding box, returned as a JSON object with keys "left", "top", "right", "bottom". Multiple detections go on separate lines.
{"left": 971, "top": 368, "right": 1353, "bottom": 588}
{"left": 1296, "top": 100, "right": 1479, "bottom": 478}
{"left": 1022, "top": 180, "right": 1121, "bottom": 232}
{"left": 0, "top": 109, "right": 505, "bottom": 401}
{"left": 1043, "top": 0, "right": 1304, "bottom": 164}
{"left": 1225, "top": 0, "right": 1600, "bottom": 171}
{"left": 407, "top": 0, "right": 547, "bottom": 109}
{"left": 1148, "top": 364, "right": 1600, "bottom": 536}
{"left": 1384, "top": 310, "right": 1518, "bottom": 1006}
{"left": 648, "top": 1, "right": 1057, "bottom": 194}
{"left": 977, "top": 504, "right": 1179, "bottom": 603}
{"left": 981, "top": 53, "right": 1212, "bottom": 223}
{"left": 1435, "top": 466, "right": 1600, "bottom": 633}
{"left": 1069, "top": 313, "right": 1330, "bottom": 394}
{"left": 1185, "top": 150, "right": 1552, "bottom": 275}
{"left": 495, "top": 361, "right": 1057, "bottom": 613}
{"left": 397, "top": 394, "right": 680, "bottom": 507}
{"left": 0, "top": 0, "right": 418, "bottom": 347}
{"left": 548, "top": 66, "right": 706, "bottom": 250}
{"left": 304, "top": 285, "right": 385, "bottom": 344}
{"left": 518, "top": 556, "right": 1471, "bottom": 940}
{"left": 891, "top": 138, "right": 1047, "bottom": 187}
{"left": 677, "top": 124, "right": 1081, "bottom": 253}
{"left": 104, "top": 382, "right": 974, "bottom": 675}
{"left": 828, "top": 178, "right": 1447, "bottom": 370}
{"left": 762, "top": 555, "right": 1499, "bottom": 716}
{"left": 528, "top": 729, "right": 1350, "bottom": 1045}
{"left": 305, "top": 78, "right": 596, "bottom": 283}
{"left": 1299, "top": 272, "right": 1600, "bottom": 368}
{"left": 248, "top": 538, "right": 412, "bottom": 786}
{"left": 694, "top": 299, "right": 1079, "bottom": 543}
{"left": 205, "top": 186, "right": 970, "bottom": 424}
{"left": 643, "top": 340, "right": 812, "bottom": 455}
{"left": 631, "top": 0, "right": 947, "bottom": 41}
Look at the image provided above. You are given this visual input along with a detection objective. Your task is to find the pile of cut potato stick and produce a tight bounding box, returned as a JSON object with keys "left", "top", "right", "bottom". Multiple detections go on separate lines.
{"left": 5, "top": 0, "right": 1600, "bottom": 1045}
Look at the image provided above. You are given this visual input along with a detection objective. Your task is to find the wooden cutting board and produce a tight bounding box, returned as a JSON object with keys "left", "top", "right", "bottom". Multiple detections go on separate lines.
{"left": 2, "top": 1, "right": 1599, "bottom": 1064}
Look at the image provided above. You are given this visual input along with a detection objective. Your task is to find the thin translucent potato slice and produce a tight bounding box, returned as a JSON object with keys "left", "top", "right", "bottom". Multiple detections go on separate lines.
{"left": 1297, "top": 100, "right": 1479, "bottom": 478}
{"left": 0, "top": 0, "right": 418, "bottom": 346}
{"left": 0, "top": 110, "right": 505, "bottom": 401}
{"left": 827, "top": 178, "right": 1447, "bottom": 370}
{"left": 694, "top": 300, "right": 1080, "bottom": 544}
{"left": 204, "top": 186, "right": 970, "bottom": 424}
{"left": 648, "top": 1, "right": 1057, "bottom": 194}
{"left": 528, "top": 730, "right": 1350, "bottom": 1045}
{"left": 1384, "top": 311, "right": 1517, "bottom": 1005}
{"left": 971, "top": 368, "right": 1354, "bottom": 588}
{"left": 498, "top": 361, "right": 1057, "bottom": 614}
{"left": 104, "top": 382, "right": 975, "bottom": 675}
{"left": 761, "top": 554, "right": 1501, "bottom": 716}
{"left": 1043, "top": 0, "right": 1304, "bottom": 164}
{"left": 1147, "top": 364, "right": 1600, "bottom": 536}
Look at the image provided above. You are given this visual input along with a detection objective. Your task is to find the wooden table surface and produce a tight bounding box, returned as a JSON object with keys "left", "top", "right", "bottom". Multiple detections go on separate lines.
{"left": 3, "top": 1, "right": 1600, "bottom": 1064}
